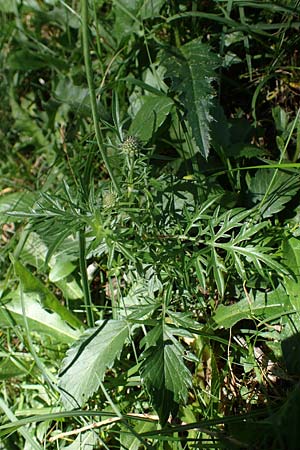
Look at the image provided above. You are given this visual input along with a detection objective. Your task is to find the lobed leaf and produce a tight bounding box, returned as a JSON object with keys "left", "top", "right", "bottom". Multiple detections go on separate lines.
{"left": 162, "top": 38, "right": 220, "bottom": 159}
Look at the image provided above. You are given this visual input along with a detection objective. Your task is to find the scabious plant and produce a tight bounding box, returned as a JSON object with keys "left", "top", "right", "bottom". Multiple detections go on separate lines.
{"left": 1, "top": 1, "right": 300, "bottom": 449}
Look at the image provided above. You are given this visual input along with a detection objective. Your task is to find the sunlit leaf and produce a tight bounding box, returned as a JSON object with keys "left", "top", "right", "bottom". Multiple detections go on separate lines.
{"left": 59, "top": 320, "right": 129, "bottom": 408}
{"left": 0, "top": 291, "right": 80, "bottom": 343}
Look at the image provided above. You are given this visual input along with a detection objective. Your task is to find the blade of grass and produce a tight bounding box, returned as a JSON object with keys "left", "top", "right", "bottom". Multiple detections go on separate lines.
{"left": 81, "top": 0, "right": 120, "bottom": 195}
{"left": 0, "top": 398, "right": 43, "bottom": 450}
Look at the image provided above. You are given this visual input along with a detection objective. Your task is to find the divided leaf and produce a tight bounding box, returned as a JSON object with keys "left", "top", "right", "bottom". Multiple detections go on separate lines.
{"left": 59, "top": 320, "right": 129, "bottom": 408}
{"left": 140, "top": 323, "right": 192, "bottom": 424}
{"left": 162, "top": 38, "right": 220, "bottom": 159}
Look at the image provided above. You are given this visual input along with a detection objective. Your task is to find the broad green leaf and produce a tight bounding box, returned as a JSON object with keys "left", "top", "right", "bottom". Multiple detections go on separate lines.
{"left": 272, "top": 105, "right": 289, "bottom": 135}
{"left": 49, "top": 258, "right": 76, "bottom": 283}
{"left": 59, "top": 320, "right": 129, "bottom": 408}
{"left": 140, "top": 323, "right": 192, "bottom": 424}
{"left": 129, "top": 95, "right": 174, "bottom": 142}
{"left": 249, "top": 169, "right": 300, "bottom": 218}
{"left": 43, "top": 6, "right": 80, "bottom": 30}
{"left": 113, "top": 0, "right": 164, "bottom": 41}
{"left": 0, "top": 0, "right": 42, "bottom": 12}
{"left": 281, "top": 236, "right": 300, "bottom": 343}
{"left": 113, "top": 0, "right": 141, "bottom": 41}
{"left": 282, "top": 236, "right": 300, "bottom": 298}
{"left": 0, "top": 291, "right": 80, "bottom": 343}
{"left": 0, "top": 0, "right": 16, "bottom": 11}
{"left": 212, "top": 286, "right": 291, "bottom": 329}
{"left": 13, "top": 259, "right": 82, "bottom": 329}
{"left": 55, "top": 278, "right": 83, "bottom": 300}
{"left": 140, "top": 0, "right": 165, "bottom": 19}
{"left": 162, "top": 38, "right": 220, "bottom": 158}
{"left": 9, "top": 90, "right": 49, "bottom": 148}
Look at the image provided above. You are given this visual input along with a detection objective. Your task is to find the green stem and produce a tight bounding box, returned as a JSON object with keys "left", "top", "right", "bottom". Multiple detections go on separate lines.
{"left": 81, "top": 0, "right": 120, "bottom": 195}
{"left": 79, "top": 229, "right": 95, "bottom": 328}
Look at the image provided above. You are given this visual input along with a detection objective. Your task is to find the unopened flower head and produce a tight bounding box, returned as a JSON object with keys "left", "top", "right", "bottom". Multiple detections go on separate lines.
{"left": 120, "top": 135, "right": 142, "bottom": 157}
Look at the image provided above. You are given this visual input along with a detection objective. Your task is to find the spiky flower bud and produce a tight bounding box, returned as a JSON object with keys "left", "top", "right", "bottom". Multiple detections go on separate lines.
{"left": 120, "top": 135, "right": 142, "bottom": 157}
{"left": 103, "top": 191, "right": 117, "bottom": 209}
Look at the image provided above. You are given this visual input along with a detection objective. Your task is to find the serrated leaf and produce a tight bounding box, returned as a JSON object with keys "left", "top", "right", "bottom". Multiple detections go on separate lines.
{"left": 162, "top": 38, "right": 220, "bottom": 158}
{"left": 0, "top": 291, "right": 80, "bottom": 343}
{"left": 212, "top": 286, "right": 291, "bottom": 329}
{"left": 140, "top": 323, "right": 192, "bottom": 424}
{"left": 59, "top": 320, "right": 129, "bottom": 408}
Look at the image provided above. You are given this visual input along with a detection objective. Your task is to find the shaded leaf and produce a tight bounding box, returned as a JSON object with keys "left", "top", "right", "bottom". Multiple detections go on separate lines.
{"left": 113, "top": 0, "right": 164, "bottom": 41}
{"left": 8, "top": 49, "right": 67, "bottom": 71}
{"left": 129, "top": 95, "right": 174, "bottom": 142}
{"left": 162, "top": 38, "right": 220, "bottom": 158}
{"left": 54, "top": 79, "right": 109, "bottom": 120}
{"left": 0, "top": 357, "right": 28, "bottom": 380}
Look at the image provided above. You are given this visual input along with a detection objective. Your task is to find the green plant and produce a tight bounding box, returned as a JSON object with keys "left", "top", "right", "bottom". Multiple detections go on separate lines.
{"left": 1, "top": 1, "right": 300, "bottom": 449}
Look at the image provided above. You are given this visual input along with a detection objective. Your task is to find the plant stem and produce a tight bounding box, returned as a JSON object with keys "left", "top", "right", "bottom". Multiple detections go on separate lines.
{"left": 81, "top": 0, "right": 121, "bottom": 195}
{"left": 79, "top": 229, "right": 95, "bottom": 328}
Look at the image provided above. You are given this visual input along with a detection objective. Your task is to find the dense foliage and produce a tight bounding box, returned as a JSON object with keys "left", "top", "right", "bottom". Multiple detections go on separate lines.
{"left": 1, "top": 1, "right": 300, "bottom": 449}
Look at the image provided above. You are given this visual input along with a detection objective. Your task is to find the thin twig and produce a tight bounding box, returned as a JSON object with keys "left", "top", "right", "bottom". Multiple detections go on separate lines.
{"left": 49, "top": 413, "right": 159, "bottom": 442}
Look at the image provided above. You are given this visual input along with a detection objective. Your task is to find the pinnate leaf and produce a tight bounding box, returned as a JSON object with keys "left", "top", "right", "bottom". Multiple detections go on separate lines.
{"left": 162, "top": 38, "right": 220, "bottom": 158}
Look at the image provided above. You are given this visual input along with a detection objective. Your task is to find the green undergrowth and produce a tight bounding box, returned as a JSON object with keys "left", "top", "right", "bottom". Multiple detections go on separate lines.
{"left": 1, "top": 1, "right": 300, "bottom": 449}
